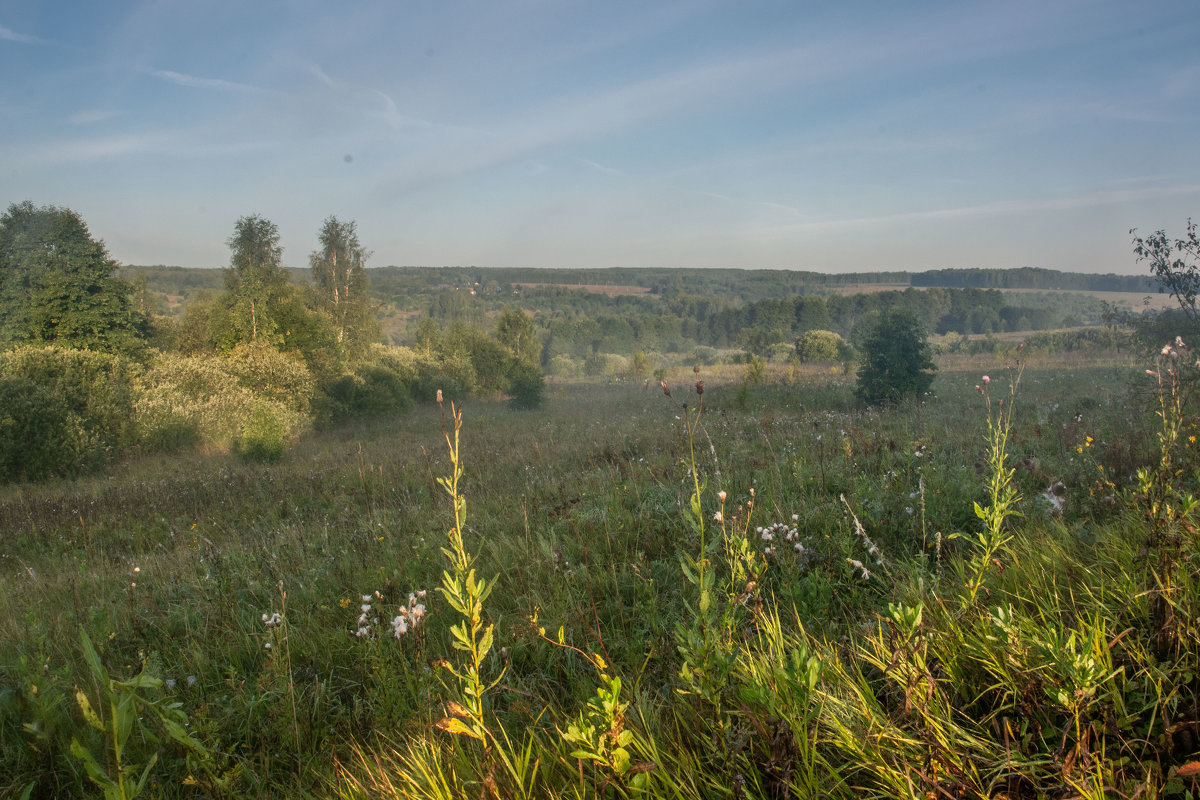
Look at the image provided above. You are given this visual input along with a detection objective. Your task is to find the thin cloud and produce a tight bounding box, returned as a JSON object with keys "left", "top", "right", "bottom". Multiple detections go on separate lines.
{"left": 307, "top": 63, "right": 336, "bottom": 88}
{"left": 763, "top": 184, "right": 1200, "bottom": 236}
{"left": 0, "top": 24, "right": 43, "bottom": 44}
{"left": 69, "top": 109, "right": 119, "bottom": 125}
{"left": 151, "top": 69, "right": 262, "bottom": 93}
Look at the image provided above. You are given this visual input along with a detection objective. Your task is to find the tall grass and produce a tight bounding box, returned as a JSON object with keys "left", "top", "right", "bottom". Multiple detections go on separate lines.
{"left": 2, "top": 350, "right": 1197, "bottom": 798}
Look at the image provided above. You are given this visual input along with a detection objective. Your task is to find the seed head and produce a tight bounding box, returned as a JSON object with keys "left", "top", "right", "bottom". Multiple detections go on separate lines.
{"left": 660, "top": 380, "right": 671, "bottom": 397}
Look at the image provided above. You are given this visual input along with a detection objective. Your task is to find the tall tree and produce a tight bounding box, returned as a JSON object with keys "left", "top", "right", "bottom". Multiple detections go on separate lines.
{"left": 0, "top": 201, "right": 146, "bottom": 354}
{"left": 218, "top": 214, "right": 291, "bottom": 347}
{"left": 309, "top": 216, "right": 378, "bottom": 353}
{"left": 855, "top": 309, "right": 936, "bottom": 405}
{"left": 495, "top": 306, "right": 539, "bottom": 363}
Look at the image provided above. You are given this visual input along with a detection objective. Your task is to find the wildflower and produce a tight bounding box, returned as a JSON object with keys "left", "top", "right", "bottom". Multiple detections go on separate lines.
{"left": 165, "top": 678, "right": 177, "bottom": 691}
{"left": 186, "top": 675, "right": 197, "bottom": 688}
{"left": 982, "top": 375, "right": 990, "bottom": 385}
{"left": 791, "top": 513, "right": 799, "bottom": 521}
{"left": 718, "top": 490, "right": 727, "bottom": 503}
{"left": 391, "top": 616, "right": 409, "bottom": 638}
{"left": 264, "top": 642, "right": 272, "bottom": 651}
{"left": 714, "top": 510, "right": 724, "bottom": 524}
{"left": 262, "top": 612, "right": 282, "bottom": 627}
{"left": 660, "top": 380, "right": 671, "bottom": 397}
{"left": 436, "top": 389, "right": 443, "bottom": 403}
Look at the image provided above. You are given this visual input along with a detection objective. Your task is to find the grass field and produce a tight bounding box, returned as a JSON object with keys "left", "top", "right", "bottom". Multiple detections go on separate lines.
{"left": 3, "top": 348, "right": 1199, "bottom": 799}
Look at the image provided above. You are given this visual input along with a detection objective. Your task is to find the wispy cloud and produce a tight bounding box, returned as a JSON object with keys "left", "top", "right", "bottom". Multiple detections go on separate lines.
{"left": 306, "top": 63, "right": 336, "bottom": 88}
{"left": 7, "top": 130, "right": 271, "bottom": 169}
{"left": 151, "top": 69, "right": 262, "bottom": 93}
{"left": 69, "top": 109, "right": 118, "bottom": 126}
{"left": 761, "top": 184, "right": 1200, "bottom": 236}
{"left": 0, "top": 24, "right": 43, "bottom": 44}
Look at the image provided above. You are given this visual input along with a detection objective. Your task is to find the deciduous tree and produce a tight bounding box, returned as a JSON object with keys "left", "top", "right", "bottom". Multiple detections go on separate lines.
{"left": 309, "top": 216, "right": 379, "bottom": 352}
{"left": 1133, "top": 219, "right": 1200, "bottom": 320}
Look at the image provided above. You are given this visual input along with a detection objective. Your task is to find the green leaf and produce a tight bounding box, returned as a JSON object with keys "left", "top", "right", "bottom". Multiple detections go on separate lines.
{"left": 70, "top": 737, "right": 115, "bottom": 788}
{"left": 78, "top": 628, "right": 108, "bottom": 687}
{"left": 477, "top": 624, "right": 495, "bottom": 662}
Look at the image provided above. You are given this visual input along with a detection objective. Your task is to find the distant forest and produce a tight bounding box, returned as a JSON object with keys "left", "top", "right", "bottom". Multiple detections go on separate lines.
{"left": 122, "top": 264, "right": 1158, "bottom": 361}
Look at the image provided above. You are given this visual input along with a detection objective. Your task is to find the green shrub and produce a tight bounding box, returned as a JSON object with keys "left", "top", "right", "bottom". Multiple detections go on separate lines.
{"left": 315, "top": 363, "right": 414, "bottom": 424}
{"left": 548, "top": 354, "right": 583, "bottom": 378}
{"left": 234, "top": 402, "right": 289, "bottom": 463}
{"left": 134, "top": 352, "right": 308, "bottom": 453}
{"left": 796, "top": 329, "right": 852, "bottom": 363}
{"left": 0, "top": 346, "right": 137, "bottom": 481}
{"left": 507, "top": 359, "right": 545, "bottom": 410}
{"left": 224, "top": 342, "right": 316, "bottom": 413}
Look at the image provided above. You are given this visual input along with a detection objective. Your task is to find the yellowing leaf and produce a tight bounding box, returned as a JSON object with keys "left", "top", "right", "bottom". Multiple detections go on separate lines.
{"left": 75, "top": 690, "right": 104, "bottom": 732}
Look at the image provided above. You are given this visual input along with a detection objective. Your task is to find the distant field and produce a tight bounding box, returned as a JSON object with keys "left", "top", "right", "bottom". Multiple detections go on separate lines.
{"left": 515, "top": 281, "right": 655, "bottom": 297}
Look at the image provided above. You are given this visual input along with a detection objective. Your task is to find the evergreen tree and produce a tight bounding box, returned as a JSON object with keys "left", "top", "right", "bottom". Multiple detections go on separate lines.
{"left": 0, "top": 201, "right": 146, "bottom": 354}
{"left": 855, "top": 309, "right": 936, "bottom": 405}
{"left": 309, "top": 216, "right": 379, "bottom": 353}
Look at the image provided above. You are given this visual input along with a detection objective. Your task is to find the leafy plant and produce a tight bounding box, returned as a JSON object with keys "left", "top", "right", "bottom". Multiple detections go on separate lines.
{"left": 69, "top": 628, "right": 232, "bottom": 799}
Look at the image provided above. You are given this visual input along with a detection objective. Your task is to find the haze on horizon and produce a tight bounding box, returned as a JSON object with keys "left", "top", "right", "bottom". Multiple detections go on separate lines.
{"left": 1, "top": 1, "right": 1197, "bottom": 275}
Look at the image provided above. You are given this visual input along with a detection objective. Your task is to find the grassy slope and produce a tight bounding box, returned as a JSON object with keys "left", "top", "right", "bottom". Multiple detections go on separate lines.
{"left": 3, "top": 351, "right": 1198, "bottom": 798}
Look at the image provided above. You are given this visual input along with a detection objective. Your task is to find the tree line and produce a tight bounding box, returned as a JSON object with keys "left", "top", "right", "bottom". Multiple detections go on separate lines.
{"left": 0, "top": 203, "right": 544, "bottom": 482}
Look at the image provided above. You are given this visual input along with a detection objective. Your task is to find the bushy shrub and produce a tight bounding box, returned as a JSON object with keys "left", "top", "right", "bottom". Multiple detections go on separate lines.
{"left": 0, "top": 346, "right": 137, "bottom": 481}
{"left": 507, "top": 359, "right": 545, "bottom": 410}
{"left": 224, "top": 342, "right": 316, "bottom": 413}
{"left": 855, "top": 309, "right": 936, "bottom": 404}
{"left": 234, "top": 402, "right": 289, "bottom": 463}
{"left": 134, "top": 352, "right": 308, "bottom": 454}
{"left": 315, "top": 354, "right": 414, "bottom": 424}
{"left": 548, "top": 354, "right": 582, "bottom": 378}
{"left": 687, "top": 346, "right": 720, "bottom": 366}
{"left": 796, "top": 329, "right": 852, "bottom": 363}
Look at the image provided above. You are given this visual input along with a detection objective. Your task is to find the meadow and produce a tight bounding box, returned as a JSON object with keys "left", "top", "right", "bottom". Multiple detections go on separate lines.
{"left": 3, "top": 348, "right": 1199, "bottom": 799}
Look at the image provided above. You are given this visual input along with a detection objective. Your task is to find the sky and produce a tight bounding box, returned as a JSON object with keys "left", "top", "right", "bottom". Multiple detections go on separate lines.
{"left": 1, "top": 1, "right": 1198, "bottom": 274}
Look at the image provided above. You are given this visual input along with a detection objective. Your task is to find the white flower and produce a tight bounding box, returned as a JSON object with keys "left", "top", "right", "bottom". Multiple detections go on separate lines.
{"left": 713, "top": 511, "right": 724, "bottom": 524}
{"left": 362, "top": 594, "right": 373, "bottom": 603}
{"left": 360, "top": 604, "right": 371, "bottom": 613}
{"left": 718, "top": 491, "right": 727, "bottom": 503}
{"left": 392, "top": 615, "right": 409, "bottom": 638}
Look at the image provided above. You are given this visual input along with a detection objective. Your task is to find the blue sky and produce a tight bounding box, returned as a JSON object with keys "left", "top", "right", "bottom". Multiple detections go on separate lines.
{"left": 2, "top": 1, "right": 1197, "bottom": 274}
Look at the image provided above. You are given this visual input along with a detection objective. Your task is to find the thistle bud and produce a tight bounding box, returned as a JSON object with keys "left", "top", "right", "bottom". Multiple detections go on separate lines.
{"left": 660, "top": 380, "right": 671, "bottom": 397}
{"left": 695, "top": 379, "right": 704, "bottom": 395}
